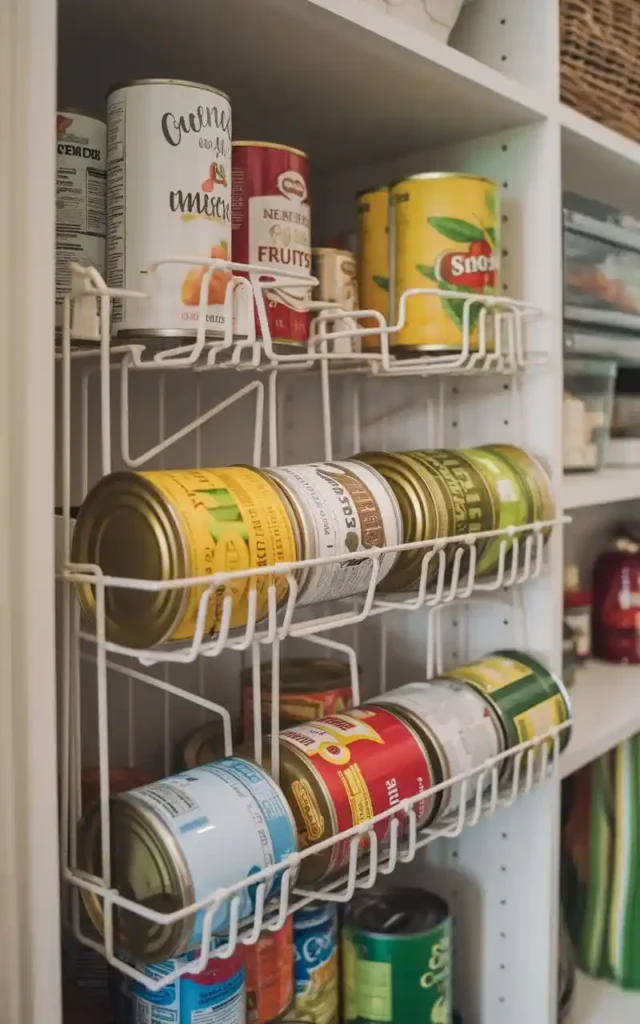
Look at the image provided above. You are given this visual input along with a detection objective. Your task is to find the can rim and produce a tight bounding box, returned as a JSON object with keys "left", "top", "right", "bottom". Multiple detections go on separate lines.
{"left": 77, "top": 794, "right": 194, "bottom": 962}
{"left": 274, "top": 738, "right": 339, "bottom": 883}
{"left": 344, "top": 886, "right": 450, "bottom": 935}
{"left": 355, "top": 185, "right": 390, "bottom": 199}
{"left": 312, "top": 247, "right": 355, "bottom": 257}
{"left": 107, "top": 78, "right": 231, "bottom": 103}
{"left": 232, "top": 140, "right": 308, "bottom": 159}
{"left": 57, "top": 107, "right": 105, "bottom": 123}
{"left": 389, "top": 171, "right": 499, "bottom": 189}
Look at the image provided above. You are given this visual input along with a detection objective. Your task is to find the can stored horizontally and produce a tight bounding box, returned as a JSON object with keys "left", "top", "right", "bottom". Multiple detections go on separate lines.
{"left": 77, "top": 757, "right": 298, "bottom": 962}
{"left": 107, "top": 79, "right": 232, "bottom": 340}
{"left": 176, "top": 719, "right": 233, "bottom": 770}
{"left": 368, "top": 678, "right": 504, "bottom": 816}
{"left": 389, "top": 173, "right": 499, "bottom": 354}
{"left": 266, "top": 461, "right": 401, "bottom": 606}
{"left": 343, "top": 887, "right": 452, "bottom": 1024}
{"left": 479, "top": 444, "right": 556, "bottom": 525}
{"left": 246, "top": 918, "right": 294, "bottom": 1023}
{"left": 447, "top": 650, "right": 572, "bottom": 753}
{"left": 241, "top": 658, "right": 356, "bottom": 739}
{"left": 131, "top": 946, "right": 246, "bottom": 1024}
{"left": 232, "top": 141, "right": 311, "bottom": 347}
{"left": 463, "top": 445, "right": 531, "bottom": 577}
{"left": 356, "top": 187, "right": 389, "bottom": 352}
{"left": 81, "top": 765, "right": 153, "bottom": 808}
{"left": 56, "top": 110, "right": 106, "bottom": 331}
{"left": 282, "top": 904, "right": 339, "bottom": 1024}
{"left": 71, "top": 466, "right": 298, "bottom": 648}
{"left": 277, "top": 706, "right": 440, "bottom": 884}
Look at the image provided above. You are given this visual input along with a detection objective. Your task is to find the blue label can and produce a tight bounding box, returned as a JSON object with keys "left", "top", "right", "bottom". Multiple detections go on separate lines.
{"left": 130, "top": 946, "right": 246, "bottom": 1023}
{"left": 284, "top": 904, "right": 339, "bottom": 1024}
{"left": 78, "top": 757, "right": 299, "bottom": 962}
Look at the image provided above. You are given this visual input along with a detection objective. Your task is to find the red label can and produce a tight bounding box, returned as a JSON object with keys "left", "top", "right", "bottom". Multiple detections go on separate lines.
{"left": 246, "top": 918, "right": 294, "bottom": 1023}
{"left": 232, "top": 141, "right": 311, "bottom": 346}
{"left": 281, "top": 706, "right": 438, "bottom": 879}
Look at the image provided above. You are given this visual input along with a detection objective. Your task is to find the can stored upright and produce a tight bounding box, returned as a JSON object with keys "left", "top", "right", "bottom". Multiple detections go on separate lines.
{"left": 283, "top": 904, "right": 339, "bottom": 1024}
{"left": 246, "top": 918, "right": 294, "bottom": 1023}
{"left": 232, "top": 141, "right": 311, "bottom": 347}
{"left": 71, "top": 466, "right": 298, "bottom": 648}
{"left": 312, "top": 247, "right": 359, "bottom": 355}
{"left": 389, "top": 173, "right": 499, "bottom": 354}
{"left": 56, "top": 110, "right": 106, "bottom": 330}
{"left": 77, "top": 757, "right": 299, "bottom": 961}
{"left": 241, "top": 657, "right": 356, "bottom": 739}
{"left": 131, "top": 946, "right": 246, "bottom": 1024}
{"left": 343, "top": 887, "right": 452, "bottom": 1024}
{"left": 276, "top": 706, "right": 441, "bottom": 883}
{"left": 107, "top": 79, "right": 232, "bottom": 340}
{"left": 356, "top": 187, "right": 389, "bottom": 351}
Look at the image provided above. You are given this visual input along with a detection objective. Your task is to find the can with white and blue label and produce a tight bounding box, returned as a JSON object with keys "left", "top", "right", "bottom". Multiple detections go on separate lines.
{"left": 283, "top": 904, "right": 339, "bottom": 1024}
{"left": 78, "top": 757, "right": 299, "bottom": 963}
{"left": 130, "top": 945, "right": 246, "bottom": 1024}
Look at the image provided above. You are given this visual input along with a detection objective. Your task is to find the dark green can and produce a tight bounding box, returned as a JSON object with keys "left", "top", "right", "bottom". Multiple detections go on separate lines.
{"left": 342, "top": 887, "right": 451, "bottom": 1024}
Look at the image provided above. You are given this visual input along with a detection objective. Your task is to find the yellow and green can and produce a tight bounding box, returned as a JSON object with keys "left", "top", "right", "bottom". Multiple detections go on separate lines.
{"left": 389, "top": 172, "right": 500, "bottom": 354}
{"left": 356, "top": 186, "right": 389, "bottom": 351}
{"left": 343, "top": 887, "right": 452, "bottom": 1024}
{"left": 71, "top": 466, "right": 299, "bottom": 647}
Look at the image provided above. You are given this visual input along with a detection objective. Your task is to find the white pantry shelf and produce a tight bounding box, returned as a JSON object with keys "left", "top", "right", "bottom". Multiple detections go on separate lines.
{"left": 562, "top": 468, "right": 640, "bottom": 510}
{"left": 561, "top": 662, "right": 640, "bottom": 779}
{"left": 573, "top": 971, "right": 640, "bottom": 1024}
{"left": 561, "top": 104, "right": 640, "bottom": 217}
{"left": 57, "top": 0, "right": 548, "bottom": 171}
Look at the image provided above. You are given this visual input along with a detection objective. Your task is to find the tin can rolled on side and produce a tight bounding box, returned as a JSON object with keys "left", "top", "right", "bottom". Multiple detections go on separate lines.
{"left": 77, "top": 757, "right": 299, "bottom": 962}
{"left": 241, "top": 657, "right": 356, "bottom": 740}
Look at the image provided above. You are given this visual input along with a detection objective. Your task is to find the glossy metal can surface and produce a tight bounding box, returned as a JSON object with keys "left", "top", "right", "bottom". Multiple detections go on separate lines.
{"left": 282, "top": 904, "right": 339, "bottom": 1024}
{"left": 77, "top": 757, "right": 298, "bottom": 962}
{"left": 56, "top": 110, "right": 106, "bottom": 330}
{"left": 232, "top": 141, "right": 311, "bottom": 346}
{"left": 389, "top": 173, "right": 499, "bottom": 353}
{"left": 343, "top": 887, "right": 452, "bottom": 1024}
{"left": 107, "top": 79, "right": 232, "bottom": 339}
{"left": 131, "top": 947, "right": 246, "bottom": 1024}
{"left": 71, "top": 466, "right": 298, "bottom": 648}
{"left": 356, "top": 187, "right": 389, "bottom": 352}
{"left": 278, "top": 706, "right": 440, "bottom": 883}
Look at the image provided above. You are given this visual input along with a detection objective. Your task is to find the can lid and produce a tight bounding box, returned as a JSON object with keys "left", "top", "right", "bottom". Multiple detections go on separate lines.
{"left": 345, "top": 887, "right": 449, "bottom": 935}
{"left": 71, "top": 472, "right": 189, "bottom": 649}
{"left": 107, "top": 79, "right": 231, "bottom": 103}
{"left": 178, "top": 720, "right": 230, "bottom": 770}
{"left": 240, "top": 657, "right": 356, "bottom": 694}
{"left": 78, "top": 795, "right": 193, "bottom": 962}
{"left": 232, "top": 140, "right": 308, "bottom": 159}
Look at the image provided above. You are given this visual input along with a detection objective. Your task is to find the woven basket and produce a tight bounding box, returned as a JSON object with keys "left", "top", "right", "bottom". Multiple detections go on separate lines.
{"left": 561, "top": 0, "right": 640, "bottom": 142}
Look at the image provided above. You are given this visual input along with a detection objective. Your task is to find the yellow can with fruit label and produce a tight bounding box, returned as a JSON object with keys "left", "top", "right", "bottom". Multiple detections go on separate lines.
{"left": 356, "top": 186, "right": 389, "bottom": 352}
{"left": 389, "top": 173, "right": 500, "bottom": 354}
{"left": 71, "top": 466, "right": 299, "bottom": 648}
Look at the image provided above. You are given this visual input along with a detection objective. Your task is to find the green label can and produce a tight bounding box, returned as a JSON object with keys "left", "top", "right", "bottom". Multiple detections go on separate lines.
{"left": 342, "top": 888, "right": 452, "bottom": 1024}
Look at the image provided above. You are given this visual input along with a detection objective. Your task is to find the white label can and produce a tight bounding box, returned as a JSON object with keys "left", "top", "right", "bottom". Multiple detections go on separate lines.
{"left": 107, "top": 79, "right": 232, "bottom": 340}
{"left": 56, "top": 110, "right": 106, "bottom": 329}
{"left": 369, "top": 679, "right": 504, "bottom": 814}
{"left": 268, "top": 461, "right": 402, "bottom": 605}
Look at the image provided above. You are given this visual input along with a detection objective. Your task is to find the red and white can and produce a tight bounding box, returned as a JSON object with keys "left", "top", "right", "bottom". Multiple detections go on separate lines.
{"left": 232, "top": 141, "right": 311, "bottom": 347}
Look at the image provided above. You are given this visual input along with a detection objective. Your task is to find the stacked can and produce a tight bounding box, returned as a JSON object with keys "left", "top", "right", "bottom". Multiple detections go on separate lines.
{"left": 125, "top": 947, "right": 246, "bottom": 1024}
{"left": 283, "top": 904, "right": 339, "bottom": 1024}
{"left": 246, "top": 919, "right": 295, "bottom": 1023}
{"left": 241, "top": 658, "right": 357, "bottom": 738}
{"left": 77, "top": 757, "right": 298, "bottom": 961}
{"left": 343, "top": 888, "right": 452, "bottom": 1023}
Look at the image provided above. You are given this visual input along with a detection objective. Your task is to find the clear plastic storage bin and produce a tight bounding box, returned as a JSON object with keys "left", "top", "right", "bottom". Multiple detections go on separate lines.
{"left": 563, "top": 357, "right": 617, "bottom": 472}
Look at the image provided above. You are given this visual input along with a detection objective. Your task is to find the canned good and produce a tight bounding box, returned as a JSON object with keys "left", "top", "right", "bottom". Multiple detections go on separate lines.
{"left": 277, "top": 706, "right": 441, "bottom": 884}
{"left": 71, "top": 466, "right": 298, "bottom": 648}
{"left": 56, "top": 110, "right": 107, "bottom": 332}
{"left": 107, "top": 79, "right": 232, "bottom": 340}
{"left": 368, "top": 678, "right": 504, "bottom": 815}
{"left": 446, "top": 650, "right": 572, "bottom": 753}
{"left": 266, "top": 461, "right": 401, "bottom": 606}
{"left": 232, "top": 141, "right": 311, "bottom": 347}
{"left": 343, "top": 887, "right": 452, "bottom": 1024}
{"left": 479, "top": 444, "right": 556, "bottom": 524}
{"left": 77, "top": 757, "right": 299, "bottom": 961}
{"left": 389, "top": 173, "right": 499, "bottom": 354}
{"left": 176, "top": 720, "right": 233, "bottom": 771}
{"left": 282, "top": 904, "right": 339, "bottom": 1024}
{"left": 241, "top": 658, "right": 355, "bottom": 739}
{"left": 312, "top": 248, "right": 359, "bottom": 355}
{"left": 246, "top": 918, "right": 294, "bottom": 1023}
{"left": 131, "top": 946, "right": 246, "bottom": 1024}
{"left": 356, "top": 187, "right": 389, "bottom": 352}
{"left": 81, "top": 765, "right": 154, "bottom": 808}
{"left": 462, "top": 445, "right": 532, "bottom": 577}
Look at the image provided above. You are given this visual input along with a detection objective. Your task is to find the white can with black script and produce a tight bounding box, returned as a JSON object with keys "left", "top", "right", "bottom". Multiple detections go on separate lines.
{"left": 55, "top": 110, "right": 106, "bottom": 330}
{"left": 106, "top": 79, "right": 232, "bottom": 340}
